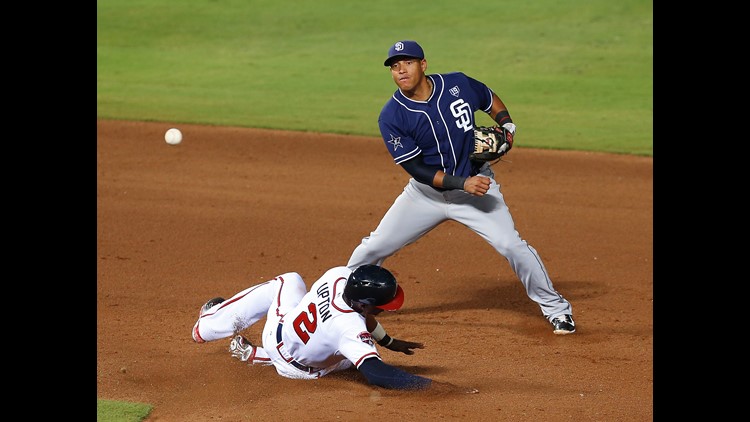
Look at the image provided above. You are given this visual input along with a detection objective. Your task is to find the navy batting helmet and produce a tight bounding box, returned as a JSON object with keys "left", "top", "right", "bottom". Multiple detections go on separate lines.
{"left": 345, "top": 265, "right": 405, "bottom": 311}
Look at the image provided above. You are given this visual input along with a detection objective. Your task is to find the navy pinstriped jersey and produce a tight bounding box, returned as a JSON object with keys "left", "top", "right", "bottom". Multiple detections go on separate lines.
{"left": 378, "top": 72, "right": 494, "bottom": 178}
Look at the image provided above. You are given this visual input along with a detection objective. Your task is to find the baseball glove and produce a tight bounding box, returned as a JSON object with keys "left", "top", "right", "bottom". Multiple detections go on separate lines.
{"left": 470, "top": 126, "right": 514, "bottom": 162}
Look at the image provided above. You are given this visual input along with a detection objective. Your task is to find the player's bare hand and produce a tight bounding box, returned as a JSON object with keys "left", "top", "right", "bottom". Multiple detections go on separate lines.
{"left": 384, "top": 338, "right": 425, "bottom": 355}
{"left": 463, "top": 175, "right": 491, "bottom": 196}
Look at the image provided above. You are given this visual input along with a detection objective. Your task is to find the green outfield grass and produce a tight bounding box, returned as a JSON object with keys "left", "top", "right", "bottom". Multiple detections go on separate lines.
{"left": 97, "top": 0, "right": 652, "bottom": 156}
{"left": 97, "top": 400, "right": 151, "bottom": 422}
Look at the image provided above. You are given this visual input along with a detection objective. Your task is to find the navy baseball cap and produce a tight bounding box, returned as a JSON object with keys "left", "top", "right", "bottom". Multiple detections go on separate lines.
{"left": 384, "top": 40, "right": 425, "bottom": 66}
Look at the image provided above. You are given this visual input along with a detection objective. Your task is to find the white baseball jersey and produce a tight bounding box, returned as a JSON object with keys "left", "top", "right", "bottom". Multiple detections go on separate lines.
{"left": 277, "top": 266, "right": 380, "bottom": 370}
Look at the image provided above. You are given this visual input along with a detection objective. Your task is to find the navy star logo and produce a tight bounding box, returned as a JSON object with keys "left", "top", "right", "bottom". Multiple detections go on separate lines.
{"left": 388, "top": 134, "right": 403, "bottom": 150}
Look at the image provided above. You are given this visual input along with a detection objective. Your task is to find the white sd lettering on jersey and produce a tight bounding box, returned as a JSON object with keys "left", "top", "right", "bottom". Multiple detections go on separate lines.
{"left": 450, "top": 99, "right": 473, "bottom": 132}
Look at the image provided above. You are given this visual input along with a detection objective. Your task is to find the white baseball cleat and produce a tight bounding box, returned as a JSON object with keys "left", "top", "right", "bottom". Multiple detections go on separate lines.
{"left": 229, "top": 335, "right": 257, "bottom": 362}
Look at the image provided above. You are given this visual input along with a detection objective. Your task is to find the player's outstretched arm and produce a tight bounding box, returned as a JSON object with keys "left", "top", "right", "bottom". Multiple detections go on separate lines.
{"left": 358, "top": 358, "right": 479, "bottom": 393}
{"left": 358, "top": 357, "right": 431, "bottom": 390}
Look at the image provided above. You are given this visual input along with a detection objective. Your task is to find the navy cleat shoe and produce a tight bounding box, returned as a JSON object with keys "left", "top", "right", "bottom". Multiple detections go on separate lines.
{"left": 551, "top": 314, "right": 576, "bottom": 335}
{"left": 199, "top": 297, "right": 225, "bottom": 317}
{"left": 192, "top": 297, "right": 225, "bottom": 343}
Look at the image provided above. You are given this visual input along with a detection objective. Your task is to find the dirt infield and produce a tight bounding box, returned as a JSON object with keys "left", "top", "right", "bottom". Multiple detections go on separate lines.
{"left": 97, "top": 119, "right": 653, "bottom": 421}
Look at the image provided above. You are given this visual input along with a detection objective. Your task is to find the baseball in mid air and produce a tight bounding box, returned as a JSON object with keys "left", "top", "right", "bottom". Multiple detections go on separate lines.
{"left": 165, "top": 128, "right": 183, "bottom": 145}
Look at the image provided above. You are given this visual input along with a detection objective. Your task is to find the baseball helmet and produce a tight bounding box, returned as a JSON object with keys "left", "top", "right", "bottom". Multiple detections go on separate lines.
{"left": 345, "top": 265, "right": 405, "bottom": 311}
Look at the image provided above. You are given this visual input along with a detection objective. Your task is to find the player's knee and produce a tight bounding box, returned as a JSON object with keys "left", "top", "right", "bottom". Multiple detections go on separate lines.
{"left": 491, "top": 239, "right": 522, "bottom": 256}
{"left": 280, "top": 272, "right": 306, "bottom": 289}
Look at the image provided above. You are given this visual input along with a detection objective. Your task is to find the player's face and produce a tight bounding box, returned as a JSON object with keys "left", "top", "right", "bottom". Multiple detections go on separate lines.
{"left": 389, "top": 58, "right": 425, "bottom": 91}
{"left": 358, "top": 303, "right": 384, "bottom": 316}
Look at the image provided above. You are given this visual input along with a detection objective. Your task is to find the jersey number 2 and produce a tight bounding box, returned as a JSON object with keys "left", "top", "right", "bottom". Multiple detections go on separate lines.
{"left": 290, "top": 303, "right": 318, "bottom": 344}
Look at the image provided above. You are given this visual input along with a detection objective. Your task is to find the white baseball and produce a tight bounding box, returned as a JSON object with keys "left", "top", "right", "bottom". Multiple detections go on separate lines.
{"left": 165, "top": 128, "right": 183, "bottom": 145}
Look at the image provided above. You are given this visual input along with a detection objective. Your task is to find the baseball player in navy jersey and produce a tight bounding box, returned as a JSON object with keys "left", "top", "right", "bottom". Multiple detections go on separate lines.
{"left": 347, "top": 40, "right": 576, "bottom": 335}
{"left": 192, "top": 265, "right": 436, "bottom": 390}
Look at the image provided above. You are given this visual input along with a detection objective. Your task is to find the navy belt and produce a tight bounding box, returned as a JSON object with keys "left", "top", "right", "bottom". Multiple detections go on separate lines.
{"left": 276, "top": 322, "right": 317, "bottom": 374}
